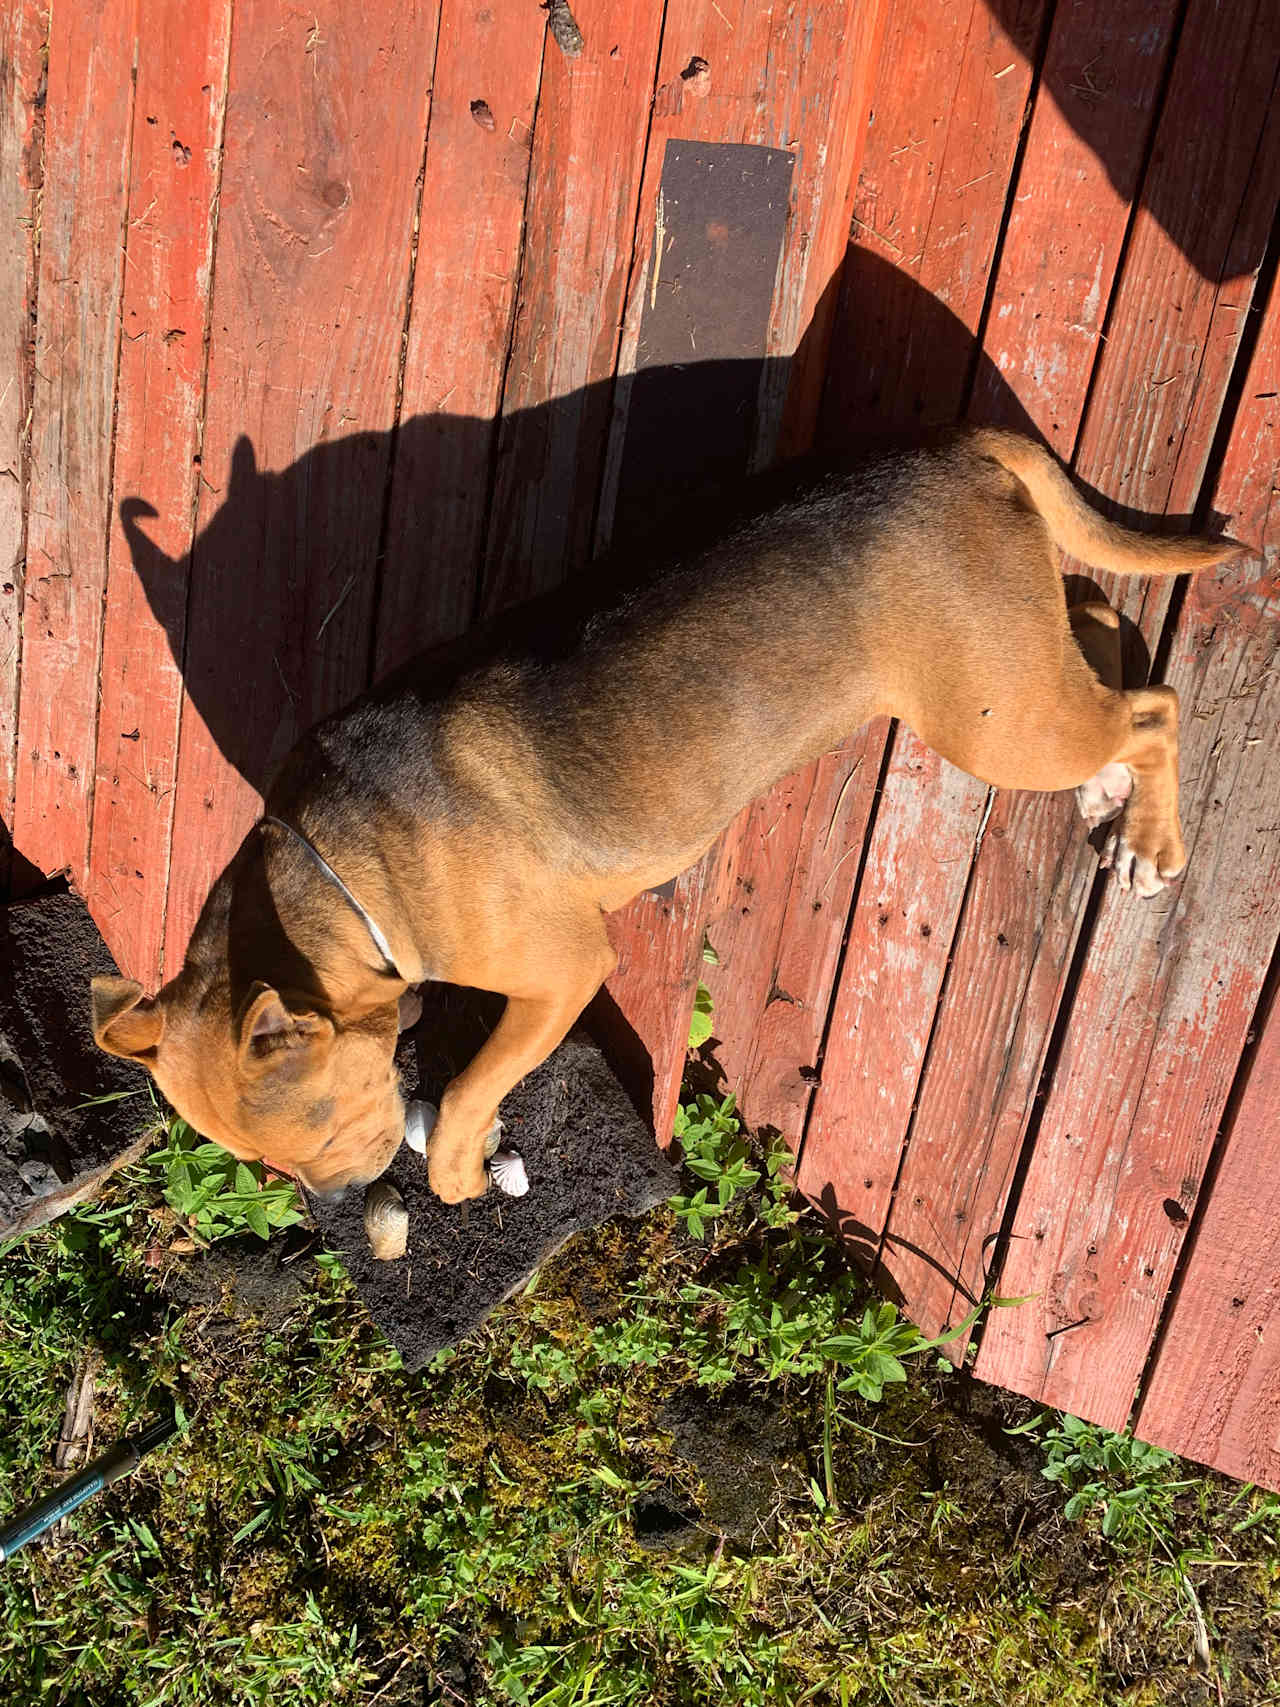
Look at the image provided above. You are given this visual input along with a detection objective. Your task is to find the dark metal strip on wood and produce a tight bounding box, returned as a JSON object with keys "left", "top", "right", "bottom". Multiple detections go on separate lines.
{"left": 608, "top": 0, "right": 894, "bottom": 1146}
{"left": 591, "top": 0, "right": 892, "bottom": 1143}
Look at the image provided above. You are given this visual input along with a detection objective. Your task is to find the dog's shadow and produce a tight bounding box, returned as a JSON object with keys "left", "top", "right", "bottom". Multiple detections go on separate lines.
{"left": 107, "top": 250, "right": 1224, "bottom": 819}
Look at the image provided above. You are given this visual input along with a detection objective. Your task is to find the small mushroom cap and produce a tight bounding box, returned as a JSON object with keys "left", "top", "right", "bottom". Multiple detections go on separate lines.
{"left": 404, "top": 1100, "right": 438, "bottom": 1155}
{"left": 364, "top": 1180, "right": 409, "bottom": 1260}
{"left": 489, "top": 1147, "right": 529, "bottom": 1198}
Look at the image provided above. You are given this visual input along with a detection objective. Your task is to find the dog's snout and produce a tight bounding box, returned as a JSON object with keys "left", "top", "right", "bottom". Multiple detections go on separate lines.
{"left": 306, "top": 1179, "right": 349, "bottom": 1204}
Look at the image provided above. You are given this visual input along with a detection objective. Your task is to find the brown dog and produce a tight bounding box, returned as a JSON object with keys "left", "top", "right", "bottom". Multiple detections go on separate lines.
{"left": 92, "top": 430, "right": 1241, "bottom": 1202}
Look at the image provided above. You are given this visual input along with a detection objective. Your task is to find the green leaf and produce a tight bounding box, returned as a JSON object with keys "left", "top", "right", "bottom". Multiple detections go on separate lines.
{"left": 688, "top": 983, "right": 715, "bottom": 1051}
{"left": 683, "top": 1156, "right": 723, "bottom": 1182}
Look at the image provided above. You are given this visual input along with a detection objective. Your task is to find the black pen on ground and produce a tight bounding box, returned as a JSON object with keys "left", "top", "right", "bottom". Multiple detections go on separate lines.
{"left": 0, "top": 1411, "right": 180, "bottom": 1565}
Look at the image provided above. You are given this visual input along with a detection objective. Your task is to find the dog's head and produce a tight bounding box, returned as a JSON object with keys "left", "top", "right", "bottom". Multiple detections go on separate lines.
{"left": 91, "top": 973, "right": 406, "bottom": 1197}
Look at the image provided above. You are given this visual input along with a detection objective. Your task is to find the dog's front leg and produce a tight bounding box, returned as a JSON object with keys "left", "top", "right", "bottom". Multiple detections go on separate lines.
{"left": 425, "top": 940, "right": 617, "bottom": 1203}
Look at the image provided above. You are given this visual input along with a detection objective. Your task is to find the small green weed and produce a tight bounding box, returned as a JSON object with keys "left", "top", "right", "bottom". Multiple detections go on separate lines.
{"left": 1013, "top": 1411, "right": 1196, "bottom": 1543}
{"left": 146, "top": 1119, "right": 305, "bottom": 1243}
{"left": 669, "top": 1093, "right": 983, "bottom": 1395}
{"left": 671, "top": 1091, "right": 796, "bottom": 1235}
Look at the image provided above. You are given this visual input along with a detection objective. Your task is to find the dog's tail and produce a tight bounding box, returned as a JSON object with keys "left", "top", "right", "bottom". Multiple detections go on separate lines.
{"left": 970, "top": 427, "right": 1246, "bottom": 575}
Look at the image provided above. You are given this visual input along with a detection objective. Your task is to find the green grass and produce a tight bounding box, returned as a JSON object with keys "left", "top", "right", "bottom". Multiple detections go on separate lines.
{"left": 1, "top": 1096, "right": 1277, "bottom": 1705}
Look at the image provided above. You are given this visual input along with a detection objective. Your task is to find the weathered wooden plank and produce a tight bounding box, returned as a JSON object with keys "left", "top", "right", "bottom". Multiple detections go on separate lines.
{"left": 84, "top": 0, "right": 232, "bottom": 985}
{"left": 875, "top": 0, "right": 1181, "bottom": 1336}
{"left": 967, "top": 0, "right": 1280, "bottom": 1422}
{"left": 968, "top": 0, "right": 1182, "bottom": 443}
{"left": 735, "top": 726, "right": 888, "bottom": 1148}
{"left": 878, "top": 784, "right": 1096, "bottom": 1334}
{"left": 798, "top": 741, "right": 988, "bottom": 1245}
{"left": 374, "top": 0, "right": 546, "bottom": 676}
{"left": 598, "top": 0, "right": 891, "bottom": 1141}
{"left": 820, "top": 0, "right": 1047, "bottom": 441}
{"left": 460, "top": 0, "right": 667, "bottom": 1121}
{"left": 882, "top": 0, "right": 1280, "bottom": 1348}
{"left": 11, "top": 0, "right": 135, "bottom": 887}
{"left": 975, "top": 557, "right": 1280, "bottom": 1429}
{"left": 0, "top": 0, "right": 44, "bottom": 882}
{"left": 1059, "top": 0, "right": 1280, "bottom": 618}
{"left": 478, "top": 0, "right": 665, "bottom": 617}
{"left": 161, "top": 0, "right": 439, "bottom": 977}
{"left": 1136, "top": 979, "right": 1280, "bottom": 1488}
{"left": 1132, "top": 288, "right": 1280, "bottom": 1485}
{"left": 792, "top": 0, "right": 1044, "bottom": 1222}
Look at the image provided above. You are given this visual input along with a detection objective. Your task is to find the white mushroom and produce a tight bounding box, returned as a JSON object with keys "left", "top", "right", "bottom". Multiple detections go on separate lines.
{"left": 489, "top": 1148, "right": 530, "bottom": 1198}
{"left": 363, "top": 1180, "right": 409, "bottom": 1260}
{"left": 404, "top": 1100, "right": 437, "bottom": 1155}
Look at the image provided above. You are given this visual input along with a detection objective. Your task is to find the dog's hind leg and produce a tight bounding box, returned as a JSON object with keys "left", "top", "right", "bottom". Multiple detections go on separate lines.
{"left": 1063, "top": 600, "right": 1185, "bottom": 891}
{"left": 1069, "top": 601, "right": 1132, "bottom": 832}
{"left": 1097, "top": 683, "right": 1185, "bottom": 896}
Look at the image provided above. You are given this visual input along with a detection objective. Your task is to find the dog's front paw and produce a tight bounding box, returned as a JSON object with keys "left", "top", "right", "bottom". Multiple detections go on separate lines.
{"left": 1101, "top": 825, "right": 1185, "bottom": 898}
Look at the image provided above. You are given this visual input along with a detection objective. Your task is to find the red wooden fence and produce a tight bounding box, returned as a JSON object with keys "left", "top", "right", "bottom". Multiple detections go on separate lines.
{"left": 3, "top": 0, "right": 1278, "bottom": 1487}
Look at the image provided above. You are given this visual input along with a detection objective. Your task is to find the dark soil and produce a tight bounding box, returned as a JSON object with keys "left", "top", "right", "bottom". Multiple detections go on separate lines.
{"left": 307, "top": 984, "right": 678, "bottom": 1368}
{"left": 0, "top": 886, "right": 155, "bottom": 1239}
{"left": 161, "top": 1228, "right": 315, "bottom": 1338}
{"left": 660, "top": 1382, "right": 809, "bottom": 1544}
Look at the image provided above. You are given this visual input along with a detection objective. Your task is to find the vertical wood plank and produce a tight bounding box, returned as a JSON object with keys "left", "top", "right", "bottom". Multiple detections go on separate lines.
{"left": 877, "top": 0, "right": 1182, "bottom": 1337}
{"left": 478, "top": 0, "right": 667, "bottom": 618}
{"left": 734, "top": 726, "right": 887, "bottom": 1146}
{"left": 969, "top": 0, "right": 1280, "bottom": 1424}
{"left": 975, "top": 547, "right": 1280, "bottom": 1429}
{"left": 11, "top": 0, "right": 136, "bottom": 886}
{"left": 878, "top": 0, "right": 1280, "bottom": 1348}
{"left": 968, "top": 0, "right": 1182, "bottom": 443}
{"left": 162, "top": 0, "right": 439, "bottom": 977}
{"left": 820, "top": 0, "right": 1047, "bottom": 442}
{"left": 791, "top": 0, "right": 1046, "bottom": 1223}
{"left": 84, "top": 0, "right": 232, "bottom": 983}
{"left": 1136, "top": 986, "right": 1280, "bottom": 1485}
{"left": 374, "top": 0, "right": 546, "bottom": 675}
{"left": 465, "top": 0, "right": 667, "bottom": 1135}
{"left": 1135, "top": 285, "right": 1280, "bottom": 1483}
{"left": 0, "top": 0, "right": 45, "bottom": 874}
{"left": 599, "top": 0, "right": 891, "bottom": 1142}
{"left": 798, "top": 744, "right": 987, "bottom": 1242}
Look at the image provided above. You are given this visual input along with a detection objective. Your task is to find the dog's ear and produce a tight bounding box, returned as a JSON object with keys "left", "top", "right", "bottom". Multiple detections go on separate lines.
{"left": 237, "top": 983, "right": 334, "bottom": 1075}
{"left": 92, "top": 976, "right": 165, "bottom": 1061}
